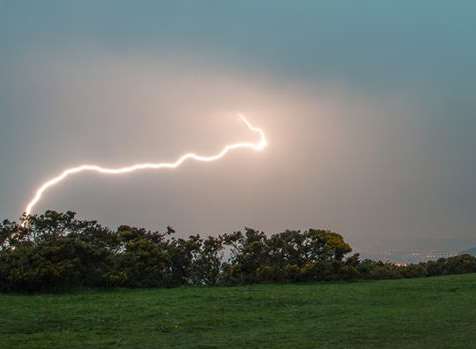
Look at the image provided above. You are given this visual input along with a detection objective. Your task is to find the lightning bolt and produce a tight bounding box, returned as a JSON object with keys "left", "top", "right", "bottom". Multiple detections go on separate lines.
{"left": 23, "top": 114, "right": 267, "bottom": 217}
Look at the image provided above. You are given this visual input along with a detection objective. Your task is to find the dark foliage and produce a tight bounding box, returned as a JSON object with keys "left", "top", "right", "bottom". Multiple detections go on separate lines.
{"left": 1, "top": 211, "right": 475, "bottom": 292}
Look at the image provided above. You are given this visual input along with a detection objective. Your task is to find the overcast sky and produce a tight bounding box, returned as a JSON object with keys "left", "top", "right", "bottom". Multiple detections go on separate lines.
{"left": 1, "top": 1, "right": 475, "bottom": 253}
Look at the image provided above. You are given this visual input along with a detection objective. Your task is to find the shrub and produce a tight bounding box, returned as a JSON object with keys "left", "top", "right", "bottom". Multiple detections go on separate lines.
{"left": 1, "top": 210, "right": 476, "bottom": 292}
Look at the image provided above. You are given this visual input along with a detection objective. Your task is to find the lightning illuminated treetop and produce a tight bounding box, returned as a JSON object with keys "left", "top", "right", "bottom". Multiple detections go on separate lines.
{"left": 23, "top": 114, "right": 268, "bottom": 218}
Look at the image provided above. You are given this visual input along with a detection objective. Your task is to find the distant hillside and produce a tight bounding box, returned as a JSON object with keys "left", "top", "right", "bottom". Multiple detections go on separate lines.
{"left": 462, "top": 247, "right": 476, "bottom": 256}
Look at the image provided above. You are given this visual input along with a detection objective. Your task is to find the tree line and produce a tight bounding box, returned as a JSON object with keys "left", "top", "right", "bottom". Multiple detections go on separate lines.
{"left": 0, "top": 211, "right": 475, "bottom": 292}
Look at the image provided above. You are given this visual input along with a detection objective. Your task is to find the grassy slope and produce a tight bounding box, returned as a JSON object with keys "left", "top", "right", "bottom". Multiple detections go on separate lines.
{"left": 1, "top": 274, "right": 476, "bottom": 349}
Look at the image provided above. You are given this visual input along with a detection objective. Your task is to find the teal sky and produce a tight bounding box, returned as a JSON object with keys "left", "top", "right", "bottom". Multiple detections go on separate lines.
{"left": 1, "top": 1, "right": 475, "bottom": 253}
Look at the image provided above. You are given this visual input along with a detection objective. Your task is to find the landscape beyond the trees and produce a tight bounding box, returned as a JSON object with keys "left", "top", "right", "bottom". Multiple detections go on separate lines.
{"left": 1, "top": 211, "right": 475, "bottom": 292}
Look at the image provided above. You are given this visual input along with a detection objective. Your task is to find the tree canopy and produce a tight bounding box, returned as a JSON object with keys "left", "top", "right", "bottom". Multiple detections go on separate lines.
{"left": 0, "top": 211, "right": 475, "bottom": 292}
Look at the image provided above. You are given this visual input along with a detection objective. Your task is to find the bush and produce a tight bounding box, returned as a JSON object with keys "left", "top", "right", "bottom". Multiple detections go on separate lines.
{"left": 1, "top": 210, "right": 476, "bottom": 292}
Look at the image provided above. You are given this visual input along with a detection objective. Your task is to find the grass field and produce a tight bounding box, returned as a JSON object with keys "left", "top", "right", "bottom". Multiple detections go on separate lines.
{"left": 1, "top": 274, "right": 475, "bottom": 349}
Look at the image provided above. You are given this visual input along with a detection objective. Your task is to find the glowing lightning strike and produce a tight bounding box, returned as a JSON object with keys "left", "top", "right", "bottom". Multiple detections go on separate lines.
{"left": 23, "top": 114, "right": 267, "bottom": 217}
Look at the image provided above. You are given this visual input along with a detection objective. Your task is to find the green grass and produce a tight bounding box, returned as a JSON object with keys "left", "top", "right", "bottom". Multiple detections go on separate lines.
{"left": 1, "top": 274, "right": 476, "bottom": 349}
